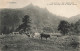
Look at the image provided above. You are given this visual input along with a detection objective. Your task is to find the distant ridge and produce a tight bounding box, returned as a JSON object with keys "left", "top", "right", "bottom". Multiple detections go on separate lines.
{"left": 68, "top": 14, "right": 80, "bottom": 23}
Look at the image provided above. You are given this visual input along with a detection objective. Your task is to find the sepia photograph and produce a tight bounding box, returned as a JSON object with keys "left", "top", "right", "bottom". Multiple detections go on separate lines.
{"left": 0, "top": 0, "right": 80, "bottom": 51}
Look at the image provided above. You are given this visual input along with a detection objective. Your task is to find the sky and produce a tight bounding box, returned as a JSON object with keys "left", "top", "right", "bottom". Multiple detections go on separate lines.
{"left": 0, "top": 0, "right": 80, "bottom": 18}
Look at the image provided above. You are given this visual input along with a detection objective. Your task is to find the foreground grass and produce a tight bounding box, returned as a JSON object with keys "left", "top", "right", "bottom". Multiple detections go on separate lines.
{"left": 0, "top": 34, "right": 79, "bottom": 51}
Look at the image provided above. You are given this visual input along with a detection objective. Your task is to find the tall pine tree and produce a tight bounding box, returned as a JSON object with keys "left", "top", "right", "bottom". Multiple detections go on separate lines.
{"left": 16, "top": 15, "right": 31, "bottom": 33}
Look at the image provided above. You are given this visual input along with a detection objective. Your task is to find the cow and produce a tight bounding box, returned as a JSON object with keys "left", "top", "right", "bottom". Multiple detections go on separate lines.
{"left": 26, "top": 34, "right": 31, "bottom": 37}
{"left": 25, "top": 33, "right": 31, "bottom": 37}
{"left": 12, "top": 32, "right": 19, "bottom": 35}
{"left": 33, "top": 32, "right": 40, "bottom": 38}
{"left": 40, "top": 33, "right": 50, "bottom": 40}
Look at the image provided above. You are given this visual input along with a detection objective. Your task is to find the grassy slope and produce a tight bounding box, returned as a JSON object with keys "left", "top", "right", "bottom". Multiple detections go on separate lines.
{"left": 0, "top": 34, "right": 79, "bottom": 51}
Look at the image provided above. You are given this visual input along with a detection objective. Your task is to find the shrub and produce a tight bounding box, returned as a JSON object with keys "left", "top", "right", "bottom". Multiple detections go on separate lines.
{"left": 62, "top": 35, "right": 79, "bottom": 49}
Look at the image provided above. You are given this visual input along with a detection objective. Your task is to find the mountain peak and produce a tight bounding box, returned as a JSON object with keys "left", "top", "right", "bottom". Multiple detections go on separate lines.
{"left": 28, "top": 3, "right": 34, "bottom": 7}
{"left": 23, "top": 3, "right": 34, "bottom": 9}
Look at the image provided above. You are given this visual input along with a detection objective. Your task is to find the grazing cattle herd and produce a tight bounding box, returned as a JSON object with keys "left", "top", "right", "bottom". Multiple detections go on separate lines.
{"left": 11, "top": 32, "right": 51, "bottom": 40}
{"left": 5, "top": 32, "right": 62, "bottom": 40}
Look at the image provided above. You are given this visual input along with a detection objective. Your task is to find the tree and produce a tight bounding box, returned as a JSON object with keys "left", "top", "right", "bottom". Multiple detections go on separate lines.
{"left": 58, "top": 20, "right": 70, "bottom": 35}
{"left": 0, "top": 9, "right": 20, "bottom": 34}
{"left": 2, "top": 26, "right": 10, "bottom": 34}
{"left": 74, "top": 20, "right": 80, "bottom": 34}
{"left": 69, "top": 23, "right": 76, "bottom": 35}
{"left": 16, "top": 15, "right": 31, "bottom": 33}
{"left": 10, "top": 26, "right": 15, "bottom": 33}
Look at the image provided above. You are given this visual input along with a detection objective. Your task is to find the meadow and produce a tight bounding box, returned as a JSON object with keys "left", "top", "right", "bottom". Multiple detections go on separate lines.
{"left": 0, "top": 34, "right": 80, "bottom": 51}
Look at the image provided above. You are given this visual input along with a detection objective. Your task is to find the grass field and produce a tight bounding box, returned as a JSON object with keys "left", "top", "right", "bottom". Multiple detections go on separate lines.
{"left": 0, "top": 34, "right": 80, "bottom": 51}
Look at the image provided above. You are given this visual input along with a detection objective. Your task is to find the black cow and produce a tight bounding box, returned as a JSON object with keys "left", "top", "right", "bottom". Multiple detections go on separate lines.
{"left": 40, "top": 33, "right": 50, "bottom": 40}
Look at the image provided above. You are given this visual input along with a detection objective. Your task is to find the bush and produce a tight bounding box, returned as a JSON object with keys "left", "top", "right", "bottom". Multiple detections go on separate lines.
{"left": 62, "top": 35, "right": 79, "bottom": 49}
{"left": 69, "top": 41, "right": 79, "bottom": 48}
